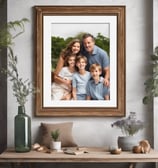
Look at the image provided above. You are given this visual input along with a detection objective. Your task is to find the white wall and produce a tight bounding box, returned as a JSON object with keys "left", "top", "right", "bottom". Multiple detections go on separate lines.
{"left": 7, "top": 0, "right": 153, "bottom": 152}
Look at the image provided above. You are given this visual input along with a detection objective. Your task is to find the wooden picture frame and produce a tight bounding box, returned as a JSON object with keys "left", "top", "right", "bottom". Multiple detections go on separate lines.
{"left": 34, "top": 6, "right": 126, "bottom": 117}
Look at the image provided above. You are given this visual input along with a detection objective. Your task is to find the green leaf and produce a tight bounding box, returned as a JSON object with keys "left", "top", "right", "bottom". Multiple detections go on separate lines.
{"left": 151, "top": 54, "right": 158, "bottom": 61}
{"left": 143, "top": 96, "right": 151, "bottom": 104}
{"left": 155, "top": 46, "right": 158, "bottom": 55}
{"left": 51, "top": 129, "right": 60, "bottom": 141}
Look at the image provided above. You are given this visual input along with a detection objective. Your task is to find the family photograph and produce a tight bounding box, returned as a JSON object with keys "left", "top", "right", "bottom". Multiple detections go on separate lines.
{"left": 51, "top": 31, "right": 110, "bottom": 101}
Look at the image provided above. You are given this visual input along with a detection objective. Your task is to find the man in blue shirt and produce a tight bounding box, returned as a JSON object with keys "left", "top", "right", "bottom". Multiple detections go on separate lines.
{"left": 81, "top": 33, "right": 110, "bottom": 87}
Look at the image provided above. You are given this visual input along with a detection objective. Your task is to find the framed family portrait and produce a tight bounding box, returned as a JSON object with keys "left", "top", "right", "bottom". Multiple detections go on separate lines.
{"left": 34, "top": 6, "right": 126, "bottom": 117}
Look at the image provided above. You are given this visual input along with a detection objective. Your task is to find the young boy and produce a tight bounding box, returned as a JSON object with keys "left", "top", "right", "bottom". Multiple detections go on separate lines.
{"left": 86, "top": 64, "right": 110, "bottom": 100}
{"left": 72, "top": 55, "right": 91, "bottom": 100}
{"left": 51, "top": 54, "right": 76, "bottom": 100}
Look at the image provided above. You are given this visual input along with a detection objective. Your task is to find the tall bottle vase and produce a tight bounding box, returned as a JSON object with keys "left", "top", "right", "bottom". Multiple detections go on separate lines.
{"left": 14, "top": 106, "right": 31, "bottom": 152}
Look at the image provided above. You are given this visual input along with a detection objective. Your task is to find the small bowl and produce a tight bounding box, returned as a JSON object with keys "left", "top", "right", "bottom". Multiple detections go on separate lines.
{"left": 110, "top": 148, "right": 122, "bottom": 154}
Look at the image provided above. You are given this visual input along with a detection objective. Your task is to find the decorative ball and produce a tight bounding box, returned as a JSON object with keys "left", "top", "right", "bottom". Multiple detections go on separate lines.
{"left": 132, "top": 145, "right": 142, "bottom": 153}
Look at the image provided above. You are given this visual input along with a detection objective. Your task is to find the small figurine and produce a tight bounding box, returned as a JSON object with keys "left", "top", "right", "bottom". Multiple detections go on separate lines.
{"left": 133, "top": 140, "right": 151, "bottom": 154}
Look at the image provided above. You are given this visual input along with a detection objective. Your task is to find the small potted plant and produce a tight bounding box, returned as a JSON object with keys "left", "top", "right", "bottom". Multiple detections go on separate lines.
{"left": 51, "top": 129, "right": 61, "bottom": 151}
{"left": 111, "top": 112, "right": 144, "bottom": 151}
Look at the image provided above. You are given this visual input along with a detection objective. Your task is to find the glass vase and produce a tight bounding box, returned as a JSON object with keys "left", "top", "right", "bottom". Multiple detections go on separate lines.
{"left": 14, "top": 106, "right": 31, "bottom": 152}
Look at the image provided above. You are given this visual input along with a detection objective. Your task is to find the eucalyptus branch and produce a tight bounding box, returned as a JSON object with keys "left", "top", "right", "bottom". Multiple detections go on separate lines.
{"left": 2, "top": 47, "right": 37, "bottom": 106}
{"left": 0, "top": 18, "right": 38, "bottom": 106}
{"left": 8, "top": 18, "right": 29, "bottom": 39}
{"left": 0, "top": 18, "right": 29, "bottom": 49}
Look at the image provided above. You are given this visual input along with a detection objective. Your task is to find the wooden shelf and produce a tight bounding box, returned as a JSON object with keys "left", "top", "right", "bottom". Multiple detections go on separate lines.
{"left": 0, "top": 147, "right": 158, "bottom": 163}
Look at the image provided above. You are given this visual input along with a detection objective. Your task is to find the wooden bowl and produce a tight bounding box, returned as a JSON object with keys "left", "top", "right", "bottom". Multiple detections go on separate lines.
{"left": 110, "top": 148, "right": 122, "bottom": 154}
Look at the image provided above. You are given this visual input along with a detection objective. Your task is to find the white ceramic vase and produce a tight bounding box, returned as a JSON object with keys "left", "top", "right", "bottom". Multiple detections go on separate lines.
{"left": 51, "top": 141, "right": 61, "bottom": 151}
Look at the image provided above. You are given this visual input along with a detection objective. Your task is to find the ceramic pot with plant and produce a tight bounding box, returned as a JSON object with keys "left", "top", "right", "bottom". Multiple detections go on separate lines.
{"left": 51, "top": 129, "right": 61, "bottom": 151}
{"left": 111, "top": 112, "right": 144, "bottom": 151}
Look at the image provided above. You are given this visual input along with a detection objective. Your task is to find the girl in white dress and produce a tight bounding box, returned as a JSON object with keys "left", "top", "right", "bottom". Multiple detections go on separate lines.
{"left": 51, "top": 54, "right": 76, "bottom": 100}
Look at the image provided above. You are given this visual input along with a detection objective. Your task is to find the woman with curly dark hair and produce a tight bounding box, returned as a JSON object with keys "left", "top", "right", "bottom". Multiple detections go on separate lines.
{"left": 52, "top": 38, "right": 81, "bottom": 88}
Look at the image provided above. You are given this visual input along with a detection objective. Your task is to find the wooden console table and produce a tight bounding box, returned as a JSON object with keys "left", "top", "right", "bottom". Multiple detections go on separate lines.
{"left": 0, "top": 147, "right": 158, "bottom": 168}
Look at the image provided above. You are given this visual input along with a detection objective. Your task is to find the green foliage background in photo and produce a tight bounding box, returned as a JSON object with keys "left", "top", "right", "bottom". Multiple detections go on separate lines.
{"left": 51, "top": 32, "right": 110, "bottom": 71}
